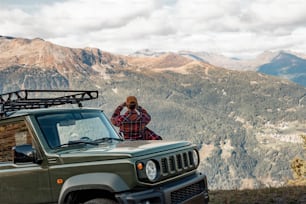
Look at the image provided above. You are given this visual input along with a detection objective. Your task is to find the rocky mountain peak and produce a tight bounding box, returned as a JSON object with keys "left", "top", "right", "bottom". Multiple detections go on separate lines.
{"left": 126, "top": 51, "right": 214, "bottom": 75}
{"left": 0, "top": 36, "right": 126, "bottom": 78}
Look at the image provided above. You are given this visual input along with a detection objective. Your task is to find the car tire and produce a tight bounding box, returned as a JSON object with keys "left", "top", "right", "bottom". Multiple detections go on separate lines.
{"left": 84, "top": 198, "right": 118, "bottom": 204}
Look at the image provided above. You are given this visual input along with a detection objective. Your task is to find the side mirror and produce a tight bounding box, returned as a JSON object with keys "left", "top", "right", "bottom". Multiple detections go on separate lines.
{"left": 12, "top": 144, "right": 38, "bottom": 164}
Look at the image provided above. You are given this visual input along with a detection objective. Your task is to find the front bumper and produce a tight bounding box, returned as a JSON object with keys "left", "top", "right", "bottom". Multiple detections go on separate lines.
{"left": 116, "top": 173, "right": 209, "bottom": 204}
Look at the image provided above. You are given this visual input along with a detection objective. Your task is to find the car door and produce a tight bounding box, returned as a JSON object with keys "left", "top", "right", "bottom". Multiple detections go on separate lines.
{"left": 0, "top": 119, "right": 52, "bottom": 204}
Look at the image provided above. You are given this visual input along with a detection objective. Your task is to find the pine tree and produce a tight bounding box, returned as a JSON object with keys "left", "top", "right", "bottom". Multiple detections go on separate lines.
{"left": 289, "top": 135, "right": 306, "bottom": 185}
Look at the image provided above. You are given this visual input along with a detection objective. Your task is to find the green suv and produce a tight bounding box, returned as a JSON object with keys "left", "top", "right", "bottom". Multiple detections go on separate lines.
{"left": 0, "top": 90, "right": 209, "bottom": 204}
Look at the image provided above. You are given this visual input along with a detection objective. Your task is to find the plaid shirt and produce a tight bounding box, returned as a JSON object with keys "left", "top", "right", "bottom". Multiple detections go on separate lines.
{"left": 111, "top": 104, "right": 151, "bottom": 140}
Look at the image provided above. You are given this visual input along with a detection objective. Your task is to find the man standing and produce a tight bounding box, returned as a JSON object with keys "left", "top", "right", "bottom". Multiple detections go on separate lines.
{"left": 111, "top": 96, "right": 162, "bottom": 140}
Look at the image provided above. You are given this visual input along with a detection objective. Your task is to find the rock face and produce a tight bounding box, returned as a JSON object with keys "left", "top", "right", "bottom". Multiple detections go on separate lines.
{"left": 0, "top": 65, "right": 69, "bottom": 91}
{"left": 1, "top": 36, "right": 306, "bottom": 189}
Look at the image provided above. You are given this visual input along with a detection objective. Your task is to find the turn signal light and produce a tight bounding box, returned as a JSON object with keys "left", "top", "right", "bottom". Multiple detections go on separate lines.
{"left": 137, "top": 162, "right": 144, "bottom": 170}
{"left": 57, "top": 178, "right": 64, "bottom": 184}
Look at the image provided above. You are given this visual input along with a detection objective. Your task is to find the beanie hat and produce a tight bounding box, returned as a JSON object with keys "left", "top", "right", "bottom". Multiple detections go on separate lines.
{"left": 126, "top": 96, "right": 138, "bottom": 106}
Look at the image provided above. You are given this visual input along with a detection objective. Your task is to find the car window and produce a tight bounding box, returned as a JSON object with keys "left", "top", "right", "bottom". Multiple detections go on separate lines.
{"left": 57, "top": 115, "right": 110, "bottom": 144}
{"left": 36, "top": 111, "right": 119, "bottom": 149}
{"left": 0, "top": 121, "right": 32, "bottom": 162}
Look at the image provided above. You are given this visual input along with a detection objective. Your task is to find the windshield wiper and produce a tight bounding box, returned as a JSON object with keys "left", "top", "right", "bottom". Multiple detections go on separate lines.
{"left": 93, "top": 137, "right": 123, "bottom": 143}
{"left": 53, "top": 138, "right": 122, "bottom": 150}
{"left": 55, "top": 140, "right": 99, "bottom": 149}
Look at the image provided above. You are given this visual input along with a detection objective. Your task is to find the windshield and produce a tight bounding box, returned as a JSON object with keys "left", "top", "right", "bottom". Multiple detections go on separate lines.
{"left": 36, "top": 110, "right": 121, "bottom": 149}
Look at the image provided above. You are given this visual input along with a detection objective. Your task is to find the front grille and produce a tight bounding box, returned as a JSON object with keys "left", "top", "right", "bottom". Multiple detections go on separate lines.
{"left": 176, "top": 154, "right": 182, "bottom": 169}
{"left": 161, "top": 158, "right": 168, "bottom": 173}
{"left": 183, "top": 153, "right": 188, "bottom": 167}
{"left": 170, "top": 181, "right": 204, "bottom": 204}
{"left": 160, "top": 150, "right": 196, "bottom": 177}
{"left": 169, "top": 156, "right": 175, "bottom": 171}
{"left": 137, "top": 150, "right": 198, "bottom": 183}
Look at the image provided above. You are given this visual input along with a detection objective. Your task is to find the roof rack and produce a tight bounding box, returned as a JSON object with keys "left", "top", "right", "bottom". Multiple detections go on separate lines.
{"left": 0, "top": 90, "right": 98, "bottom": 118}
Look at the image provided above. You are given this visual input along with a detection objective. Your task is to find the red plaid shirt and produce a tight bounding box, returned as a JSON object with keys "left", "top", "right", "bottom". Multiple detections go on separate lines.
{"left": 111, "top": 104, "right": 151, "bottom": 140}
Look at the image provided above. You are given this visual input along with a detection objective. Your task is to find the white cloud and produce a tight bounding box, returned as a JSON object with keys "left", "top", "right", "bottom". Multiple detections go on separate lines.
{"left": 1, "top": 0, "right": 306, "bottom": 58}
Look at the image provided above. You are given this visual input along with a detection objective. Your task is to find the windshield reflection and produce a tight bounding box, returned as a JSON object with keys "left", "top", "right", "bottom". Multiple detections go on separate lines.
{"left": 36, "top": 110, "right": 121, "bottom": 149}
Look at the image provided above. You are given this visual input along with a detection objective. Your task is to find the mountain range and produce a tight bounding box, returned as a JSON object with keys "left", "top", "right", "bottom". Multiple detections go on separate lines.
{"left": 178, "top": 50, "right": 306, "bottom": 87}
{"left": 0, "top": 35, "right": 306, "bottom": 190}
{"left": 133, "top": 49, "right": 306, "bottom": 87}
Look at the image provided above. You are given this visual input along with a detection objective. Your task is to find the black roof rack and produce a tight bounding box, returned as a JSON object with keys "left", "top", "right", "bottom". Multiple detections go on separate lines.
{"left": 0, "top": 90, "right": 98, "bottom": 118}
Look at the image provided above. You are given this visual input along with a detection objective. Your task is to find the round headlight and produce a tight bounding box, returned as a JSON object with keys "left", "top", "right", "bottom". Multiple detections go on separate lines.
{"left": 193, "top": 150, "right": 199, "bottom": 166}
{"left": 145, "top": 160, "right": 157, "bottom": 181}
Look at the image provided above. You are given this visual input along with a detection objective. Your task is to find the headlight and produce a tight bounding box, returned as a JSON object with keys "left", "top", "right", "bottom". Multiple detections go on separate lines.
{"left": 193, "top": 150, "right": 199, "bottom": 167}
{"left": 145, "top": 160, "right": 157, "bottom": 181}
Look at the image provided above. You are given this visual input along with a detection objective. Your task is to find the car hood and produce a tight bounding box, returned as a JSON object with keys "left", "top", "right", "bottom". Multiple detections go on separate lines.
{"left": 57, "top": 140, "right": 193, "bottom": 162}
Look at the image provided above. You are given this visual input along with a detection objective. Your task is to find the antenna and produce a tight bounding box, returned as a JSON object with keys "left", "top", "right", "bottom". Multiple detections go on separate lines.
{"left": 0, "top": 90, "right": 98, "bottom": 118}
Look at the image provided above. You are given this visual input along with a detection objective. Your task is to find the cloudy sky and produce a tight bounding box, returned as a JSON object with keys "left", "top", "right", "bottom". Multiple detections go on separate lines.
{"left": 1, "top": 0, "right": 306, "bottom": 58}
